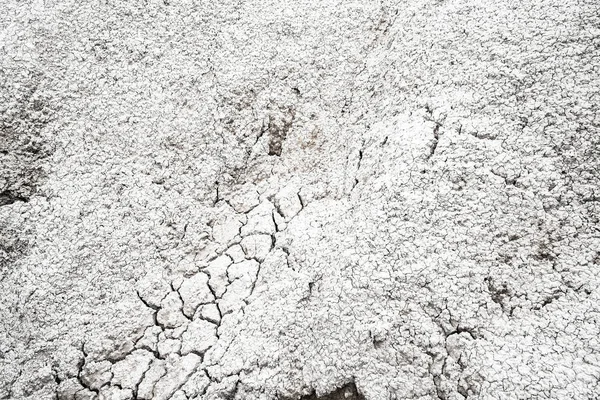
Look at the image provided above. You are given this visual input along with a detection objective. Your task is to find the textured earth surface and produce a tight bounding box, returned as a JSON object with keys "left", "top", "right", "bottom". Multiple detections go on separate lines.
{"left": 1, "top": 0, "right": 599, "bottom": 399}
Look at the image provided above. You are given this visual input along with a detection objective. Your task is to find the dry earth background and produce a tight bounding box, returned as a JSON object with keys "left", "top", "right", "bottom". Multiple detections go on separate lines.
{"left": 1, "top": 0, "right": 600, "bottom": 399}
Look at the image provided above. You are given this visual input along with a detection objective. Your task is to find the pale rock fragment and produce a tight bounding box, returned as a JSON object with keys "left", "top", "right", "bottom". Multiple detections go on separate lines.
{"left": 135, "top": 325, "right": 161, "bottom": 353}
{"left": 170, "top": 275, "right": 184, "bottom": 291}
{"left": 429, "top": 352, "right": 445, "bottom": 378}
{"left": 225, "top": 244, "right": 246, "bottom": 262}
{"left": 167, "top": 325, "right": 188, "bottom": 339}
{"left": 240, "top": 201, "right": 275, "bottom": 236}
{"left": 491, "top": 153, "right": 522, "bottom": 183}
{"left": 56, "top": 378, "right": 84, "bottom": 400}
{"left": 367, "top": 320, "right": 393, "bottom": 344}
{"left": 212, "top": 214, "right": 244, "bottom": 244}
{"left": 152, "top": 354, "right": 202, "bottom": 400}
{"left": 181, "top": 370, "right": 210, "bottom": 399}
{"left": 445, "top": 332, "right": 472, "bottom": 360}
{"left": 106, "top": 337, "right": 135, "bottom": 363}
{"left": 157, "top": 338, "right": 182, "bottom": 358}
{"left": 225, "top": 184, "right": 260, "bottom": 213}
{"left": 273, "top": 209, "right": 287, "bottom": 231}
{"left": 181, "top": 319, "right": 218, "bottom": 355}
{"left": 136, "top": 273, "right": 170, "bottom": 308}
{"left": 202, "top": 375, "right": 240, "bottom": 400}
{"left": 220, "top": 261, "right": 259, "bottom": 314}
{"left": 240, "top": 234, "right": 273, "bottom": 262}
{"left": 219, "top": 277, "right": 255, "bottom": 315}
{"left": 198, "top": 303, "right": 221, "bottom": 324}
{"left": 83, "top": 338, "right": 120, "bottom": 361}
{"left": 54, "top": 345, "right": 84, "bottom": 380}
{"left": 202, "top": 311, "right": 243, "bottom": 363}
{"left": 137, "top": 359, "right": 166, "bottom": 400}
{"left": 74, "top": 390, "right": 96, "bottom": 400}
{"left": 205, "top": 255, "right": 232, "bottom": 297}
{"left": 168, "top": 390, "right": 187, "bottom": 400}
{"left": 98, "top": 386, "right": 133, "bottom": 400}
{"left": 80, "top": 360, "right": 112, "bottom": 391}
{"left": 193, "top": 240, "right": 219, "bottom": 264}
{"left": 111, "top": 349, "right": 153, "bottom": 390}
{"left": 175, "top": 254, "right": 199, "bottom": 276}
{"left": 274, "top": 184, "right": 303, "bottom": 220}
{"left": 157, "top": 291, "right": 188, "bottom": 328}
{"left": 178, "top": 272, "right": 214, "bottom": 318}
{"left": 228, "top": 259, "right": 259, "bottom": 281}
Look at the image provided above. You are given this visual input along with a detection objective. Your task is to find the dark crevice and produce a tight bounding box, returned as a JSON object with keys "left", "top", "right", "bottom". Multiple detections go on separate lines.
{"left": 534, "top": 291, "right": 563, "bottom": 310}
{"left": 297, "top": 192, "right": 305, "bottom": 210}
{"left": 289, "top": 382, "right": 364, "bottom": 400}
{"left": 253, "top": 120, "right": 267, "bottom": 147}
{"left": 135, "top": 290, "right": 160, "bottom": 312}
{"left": 267, "top": 109, "right": 295, "bottom": 156}
{"left": 428, "top": 123, "right": 441, "bottom": 159}
{"left": 213, "top": 181, "right": 220, "bottom": 206}
{"left": 0, "top": 190, "right": 29, "bottom": 206}
{"left": 445, "top": 326, "right": 477, "bottom": 340}
{"left": 135, "top": 290, "right": 167, "bottom": 334}
{"left": 484, "top": 277, "right": 512, "bottom": 316}
{"left": 300, "top": 275, "right": 322, "bottom": 302}
{"left": 76, "top": 344, "right": 99, "bottom": 396}
{"left": 350, "top": 141, "right": 366, "bottom": 192}
{"left": 424, "top": 104, "right": 445, "bottom": 160}
{"left": 202, "top": 270, "right": 224, "bottom": 339}
{"left": 171, "top": 282, "right": 193, "bottom": 322}
{"left": 272, "top": 210, "right": 281, "bottom": 232}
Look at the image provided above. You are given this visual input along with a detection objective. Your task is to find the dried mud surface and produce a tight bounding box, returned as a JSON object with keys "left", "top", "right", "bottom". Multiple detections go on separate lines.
{"left": 1, "top": 1, "right": 599, "bottom": 399}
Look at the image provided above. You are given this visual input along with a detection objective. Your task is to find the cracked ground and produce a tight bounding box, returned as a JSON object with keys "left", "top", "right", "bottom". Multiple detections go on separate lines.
{"left": 1, "top": 0, "right": 599, "bottom": 399}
